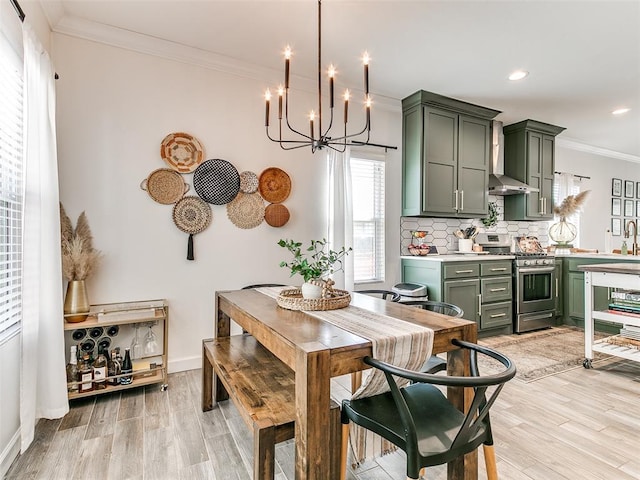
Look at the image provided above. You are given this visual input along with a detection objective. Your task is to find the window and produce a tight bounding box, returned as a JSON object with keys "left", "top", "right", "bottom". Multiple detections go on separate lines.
{"left": 0, "top": 25, "right": 24, "bottom": 342}
{"left": 351, "top": 155, "right": 385, "bottom": 283}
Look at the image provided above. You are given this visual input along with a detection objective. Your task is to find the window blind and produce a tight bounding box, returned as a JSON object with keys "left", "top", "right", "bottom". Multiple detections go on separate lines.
{"left": 351, "top": 157, "right": 385, "bottom": 283}
{"left": 0, "top": 29, "right": 24, "bottom": 342}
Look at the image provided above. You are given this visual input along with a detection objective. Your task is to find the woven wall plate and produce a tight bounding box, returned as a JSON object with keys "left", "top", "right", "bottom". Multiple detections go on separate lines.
{"left": 226, "top": 192, "right": 265, "bottom": 229}
{"left": 193, "top": 159, "right": 240, "bottom": 205}
{"left": 264, "top": 203, "right": 290, "bottom": 227}
{"left": 172, "top": 195, "right": 212, "bottom": 234}
{"left": 140, "top": 168, "right": 190, "bottom": 204}
{"left": 160, "top": 132, "right": 204, "bottom": 173}
{"left": 259, "top": 167, "right": 291, "bottom": 204}
{"left": 239, "top": 171, "right": 259, "bottom": 194}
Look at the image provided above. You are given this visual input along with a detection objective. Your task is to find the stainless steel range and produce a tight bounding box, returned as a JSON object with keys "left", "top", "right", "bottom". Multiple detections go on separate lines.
{"left": 476, "top": 233, "right": 556, "bottom": 333}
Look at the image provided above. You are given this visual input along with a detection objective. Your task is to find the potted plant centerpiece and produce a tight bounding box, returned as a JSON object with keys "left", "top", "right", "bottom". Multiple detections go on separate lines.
{"left": 60, "top": 203, "right": 102, "bottom": 322}
{"left": 278, "top": 238, "right": 351, "bottom": 299}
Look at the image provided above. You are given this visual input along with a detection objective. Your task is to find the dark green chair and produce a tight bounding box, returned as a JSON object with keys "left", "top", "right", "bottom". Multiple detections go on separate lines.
{"left": 399, "top": 300, "right": 464, "bottom": 374}
{"left": 339, "top": 339, "right": 515, "bottom": 480}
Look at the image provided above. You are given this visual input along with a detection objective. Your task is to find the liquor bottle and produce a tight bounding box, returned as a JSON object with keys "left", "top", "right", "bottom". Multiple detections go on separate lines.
{"left": 78, "top": 353, "right": 94, "bottom": 393}
{"left": 107, "top": 349, "right": 119, "bottom": 385}
{"left": 120, "top": 348, "right": 133, "bottom": 385}
{"left": 92, "top": 346, "right": 108, "bottom": 390}
{"left": 66, "top": 345, "right": 79, "bottom": 393}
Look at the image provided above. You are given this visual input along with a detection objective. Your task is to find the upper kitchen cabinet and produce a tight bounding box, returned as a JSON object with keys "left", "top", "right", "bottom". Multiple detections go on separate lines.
{"left": 402, "top": 90, "right": 500, "bottom": 218}
{"left": 503, "top": 120, "right": 566, "bottom": 221}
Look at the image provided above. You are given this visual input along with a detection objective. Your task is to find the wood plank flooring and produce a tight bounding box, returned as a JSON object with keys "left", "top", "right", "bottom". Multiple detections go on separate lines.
{"left": 5, "top": 358, "right": 640, "bottom": 480}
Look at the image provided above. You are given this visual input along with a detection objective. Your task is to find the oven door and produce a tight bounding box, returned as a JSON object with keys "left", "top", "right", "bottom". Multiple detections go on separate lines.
{"left": 515, "top": 265, "right": 556, "bottom": 315}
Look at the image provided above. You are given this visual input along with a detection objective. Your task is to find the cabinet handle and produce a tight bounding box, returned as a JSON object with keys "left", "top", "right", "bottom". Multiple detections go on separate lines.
{"left": 455, "top": 269, "right": 474, "bottom": 274}
{"left": 556, "top": 278, "right": 559, "bottom": 297}
{"left": 454, "top": 190, "right": 459, "bottom": 210}
{"left": 460, "top": 190, "right": 464, "bottom": 211}
{"left": 543, "top": 197, "right": 547, "bottom": 215}
{"left": 478, "top": 294, "right": 482, "bottom": 316}
{"left": 490, "top": 313, "right": 507, "bottom": 318}
{"left": 490, "top": 268, "right": 507, "bottom": 272}
{"left": 539, "top": 197, "right": 544, "bottom": 215}
{"left": 490, "top": 287, "right": 507, "bottom": 292}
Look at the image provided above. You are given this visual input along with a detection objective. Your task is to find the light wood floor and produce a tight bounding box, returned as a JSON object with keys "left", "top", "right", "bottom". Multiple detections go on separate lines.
{"left": 5, "top": 358, "right": 640, "bottom": 480}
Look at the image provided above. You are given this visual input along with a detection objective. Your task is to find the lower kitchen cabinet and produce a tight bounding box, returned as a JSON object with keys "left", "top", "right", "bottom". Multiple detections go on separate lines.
{"left": 402, "top": 258, "right": 512, "bottom": 336}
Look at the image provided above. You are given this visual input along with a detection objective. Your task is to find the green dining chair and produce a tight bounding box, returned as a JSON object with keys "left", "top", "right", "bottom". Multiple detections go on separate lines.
{"left": 339, "top": 339, "right": 515, "bottom": 480}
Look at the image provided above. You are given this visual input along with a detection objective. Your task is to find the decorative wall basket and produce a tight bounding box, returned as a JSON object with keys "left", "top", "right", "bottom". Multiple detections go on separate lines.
{"left": 64, "top": 280, "right": 90, "bottom": 323}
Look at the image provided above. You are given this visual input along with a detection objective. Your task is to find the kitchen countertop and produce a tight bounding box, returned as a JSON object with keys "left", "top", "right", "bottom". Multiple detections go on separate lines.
{"left": 401, "top": 254, "right": 515, "bottom": 262}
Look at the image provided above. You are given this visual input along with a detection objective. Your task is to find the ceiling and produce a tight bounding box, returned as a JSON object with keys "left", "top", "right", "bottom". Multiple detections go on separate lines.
{"left": 42, "top": 0, "right": 640, "bottom": 159}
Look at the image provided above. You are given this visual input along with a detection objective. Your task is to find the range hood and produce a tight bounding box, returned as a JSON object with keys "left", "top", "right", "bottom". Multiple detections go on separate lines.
{"left": 488, "top": 121, "right": 539, "bottom": 195}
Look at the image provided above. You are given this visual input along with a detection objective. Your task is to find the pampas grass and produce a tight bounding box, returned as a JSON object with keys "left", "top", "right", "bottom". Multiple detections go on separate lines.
{"left": 60, "top": 203, "right": 102, "bottom": 281}
{"left": 553, "top": 190, "right": 590, "bottom": 219}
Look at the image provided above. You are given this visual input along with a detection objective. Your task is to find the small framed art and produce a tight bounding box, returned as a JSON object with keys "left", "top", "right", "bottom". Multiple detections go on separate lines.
{"left": 612, "top": 198, "right": 621, "bottom": 216}
{"left": 625, "top": 180, "right": 635, "bottom": 198}
{"left": 612, "top": 178, "right": 622, "bottom": 196}
{"left": 625, "top": 199, "right": 634, "bottom": 217}
{"left": 637, "top": 200, "right": 640, "bottom": 217}
{"left": 612, "top": 217, "right": 622, "bottom": 236}
{"left": 637, "top": 182, "right": 640, "bottom": 199}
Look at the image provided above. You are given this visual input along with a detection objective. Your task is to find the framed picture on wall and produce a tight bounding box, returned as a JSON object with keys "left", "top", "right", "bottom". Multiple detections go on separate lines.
{"left": 612, "top": 218, "right": 622, "bottom": 236}
{"left": 637, "top": 182, "right": 640, "bottom": 199}
{"left": 625, "top": 180, "right": 635, "bottom": 198}
{"left": 612, "top": 178, "right": 622, "bottom": 196}
{"left": 637, "top": 201, "right": 640, "bottom": 217}
{"left": 612, "top": 198, "right": 622, "bottom": 216}
{"left": 625, "top": 199, "right": 634, "bottom": 217}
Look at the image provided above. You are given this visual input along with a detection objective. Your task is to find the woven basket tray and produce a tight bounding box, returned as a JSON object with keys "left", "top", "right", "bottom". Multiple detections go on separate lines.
{"left": 276, "top": 288, "right": 351, "bottom": 311}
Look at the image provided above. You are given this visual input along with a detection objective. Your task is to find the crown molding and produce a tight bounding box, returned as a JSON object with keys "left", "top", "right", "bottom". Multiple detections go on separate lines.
{"left": 556, "top": 137, "right": 640, "bottom": 164}
{"left": 48, "top": 12, "right": 400, "bottom": 113}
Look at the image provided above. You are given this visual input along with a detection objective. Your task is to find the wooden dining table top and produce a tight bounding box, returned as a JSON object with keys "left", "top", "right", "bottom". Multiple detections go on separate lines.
{"left": 214, "top": 289, "right": 479, "bottom": 480}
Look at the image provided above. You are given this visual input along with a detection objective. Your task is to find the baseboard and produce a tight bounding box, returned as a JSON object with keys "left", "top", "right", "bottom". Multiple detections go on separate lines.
{"left": 168, "top": 355, "right": 200, "bottom": 374}
{"left": 0, "top": 429, "right": 20, "bottom": 478}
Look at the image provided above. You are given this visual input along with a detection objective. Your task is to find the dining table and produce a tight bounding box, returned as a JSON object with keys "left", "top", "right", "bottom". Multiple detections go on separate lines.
{"left": 210, "top": 289, "right": 479, "bottom": 480}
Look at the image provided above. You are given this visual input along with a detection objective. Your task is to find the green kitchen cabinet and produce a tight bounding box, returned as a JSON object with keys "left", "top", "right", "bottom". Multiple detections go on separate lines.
{"left": 402, "top": 258, "right": 512, "bottom": 336}
{"left": 503, "top": 120, "right": 566, "bottom": 221}
{"left": 402, "top": 90, "right": 500, "bottom": 218}
{"left": 554, "top": 258, "right": 563, "bottom": 318}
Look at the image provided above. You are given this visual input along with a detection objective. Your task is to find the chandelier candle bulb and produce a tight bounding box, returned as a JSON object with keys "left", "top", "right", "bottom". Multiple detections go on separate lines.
{"left": 363, "top": 52, "right": 370, "bottom": 94}
{"left": 284, "top": 46, "right": 291, "bottom": 89}
{"left": 309, "top": 111, "right": 315, "bottom": 138}
{"left": 344, "top": 90, "right": 350, "bottom": 124}
{"left": 264, "top": 89, "right": 271, "bottom": 126}
{"left": 277, "top": 86, "right": 284, "bottom": 119}
{"left": 328, "top": 65, "right": 335, "bottom": 108}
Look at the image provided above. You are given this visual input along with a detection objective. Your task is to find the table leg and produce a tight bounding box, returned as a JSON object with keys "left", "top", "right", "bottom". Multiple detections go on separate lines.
{"left": 294, "top": 346, "right": 331, "bottom": 480}
{"left": 202, "top": 339, "right": 213, "bottom": 411}
{"left": 447, "top": 327, "right": 478, "bottom": 480}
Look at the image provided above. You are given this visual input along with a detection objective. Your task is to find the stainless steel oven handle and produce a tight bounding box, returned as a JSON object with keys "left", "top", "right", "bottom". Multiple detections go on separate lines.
{"left": 523, "top": 311, "right": 554, "bottom": 321}
{"left": 517, "top": 266, "right": 555, "bottom": 274}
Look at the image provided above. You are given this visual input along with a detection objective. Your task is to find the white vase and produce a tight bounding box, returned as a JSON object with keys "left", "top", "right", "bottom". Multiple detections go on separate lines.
{"left": 301, "top": 281, "right": 323, "bottom": 299}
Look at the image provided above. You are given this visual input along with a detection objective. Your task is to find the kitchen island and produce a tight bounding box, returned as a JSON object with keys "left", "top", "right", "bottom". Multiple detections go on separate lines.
{"left": 578, "top": 262, "right": 640, "bottom": 367}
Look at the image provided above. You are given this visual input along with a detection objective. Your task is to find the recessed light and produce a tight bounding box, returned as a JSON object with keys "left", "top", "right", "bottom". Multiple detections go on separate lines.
{"left": 508, "top": 70, "right": 529, "bottom": 81}
{"left": 612, "top": 108, "right": 630, "bottom": 115}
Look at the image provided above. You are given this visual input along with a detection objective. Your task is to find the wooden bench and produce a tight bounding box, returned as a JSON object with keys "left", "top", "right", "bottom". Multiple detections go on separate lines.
{"left": 202, "top": 334, "right": 341, "bottom": 479}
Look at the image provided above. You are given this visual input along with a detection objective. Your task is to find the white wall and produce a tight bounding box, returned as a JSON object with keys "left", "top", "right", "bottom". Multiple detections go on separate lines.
{"left": 52, "top": 33, "right": 402, "bottom": 373}
{"left": 556, "top": 145, "right": 640, "bottom": 252}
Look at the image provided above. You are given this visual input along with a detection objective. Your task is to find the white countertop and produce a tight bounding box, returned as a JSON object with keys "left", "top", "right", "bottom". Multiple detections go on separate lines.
{"left": 401, "top": 254, "right": 515, "bottom": 262}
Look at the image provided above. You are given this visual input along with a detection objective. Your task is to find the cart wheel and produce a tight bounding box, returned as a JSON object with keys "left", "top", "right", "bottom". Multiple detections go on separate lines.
{"left": 160, "top": 384, "right": 168, "bottom": 391}
{"left": 582, "top": 359, "right": 593, "bottom": 369}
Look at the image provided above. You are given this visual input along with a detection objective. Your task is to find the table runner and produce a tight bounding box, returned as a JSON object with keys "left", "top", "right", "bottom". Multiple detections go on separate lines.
{"left": 257, "top": 287, "right": 434, "bottom": 465}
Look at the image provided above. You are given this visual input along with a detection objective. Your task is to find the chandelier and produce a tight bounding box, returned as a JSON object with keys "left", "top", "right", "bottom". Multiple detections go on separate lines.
{"left": 264, "top": 0, "right": 382, "bottom": 153}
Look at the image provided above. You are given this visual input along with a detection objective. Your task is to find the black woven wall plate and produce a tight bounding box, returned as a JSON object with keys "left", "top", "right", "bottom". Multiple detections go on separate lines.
{"left": 193, "top": 159, "right": 240, "bottom": 205}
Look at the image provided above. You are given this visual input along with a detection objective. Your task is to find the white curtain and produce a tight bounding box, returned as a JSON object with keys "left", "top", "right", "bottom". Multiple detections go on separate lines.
{"left": 327, "top": 148, "right": 354, "bottom": 291}
{"left": 20, "top": 22, "right": 68, "bottom": 452}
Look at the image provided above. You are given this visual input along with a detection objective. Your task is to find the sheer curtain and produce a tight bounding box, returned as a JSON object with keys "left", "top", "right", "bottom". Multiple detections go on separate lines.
{"left": 326, "top": 148, "right": 354, "bottom": 291}
{"left": 20, "top": 22, "right": 68, "bottom": 452}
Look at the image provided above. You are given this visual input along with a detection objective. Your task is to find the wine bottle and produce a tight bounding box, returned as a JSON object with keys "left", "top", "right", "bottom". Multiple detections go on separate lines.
{"left": 120, "top": 347, "right": 133, "bottom": 385}
{"left": 66, "top": 345, "right": 79, "bottom": 393}
{"left": 78, "top": 353, "right": 94, "bottom": 393}
{"left": 107, "top": 349, "right": 118, "bottom": 385}
{"left": 92, "top": 346, "right": 108, "bottom": 390}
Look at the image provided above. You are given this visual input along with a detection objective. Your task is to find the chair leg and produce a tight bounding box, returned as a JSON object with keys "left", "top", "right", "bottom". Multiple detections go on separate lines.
{"left": 340, "top": 423, "right": 349, "bottom": 480}
{"left": 351, "top": 371, "right": 362, "bottom": 393}
{"left": 483, "top": 444, "right": 498, "bottom": 480}
{"left": 419, "top": 467, "right": 426, "bottom": 478}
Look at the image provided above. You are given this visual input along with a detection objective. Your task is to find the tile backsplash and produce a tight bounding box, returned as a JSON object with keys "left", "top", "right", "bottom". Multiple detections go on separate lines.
{"left": 400, "top": 196, "right": 551, "bottom": 255}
